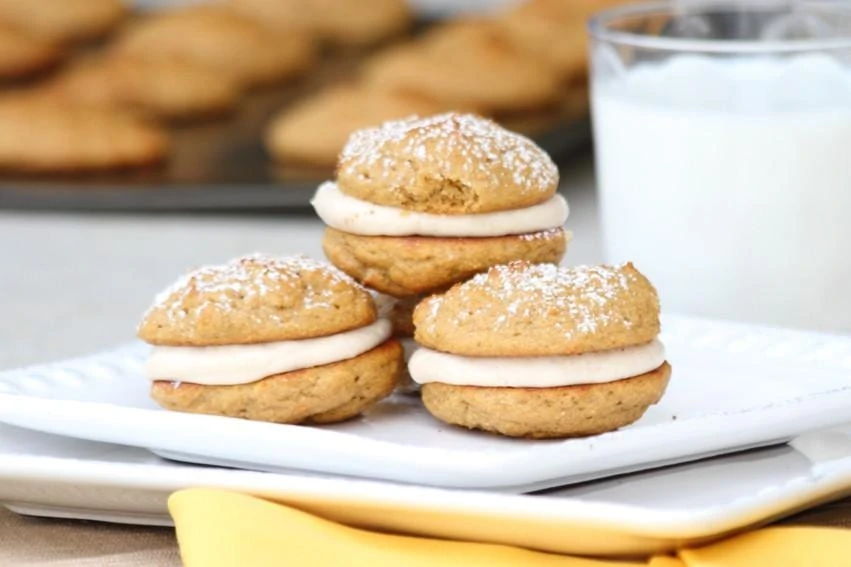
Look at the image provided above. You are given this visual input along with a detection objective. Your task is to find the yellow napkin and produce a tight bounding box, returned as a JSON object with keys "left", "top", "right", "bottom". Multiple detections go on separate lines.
{"left": 169, "top": 489, "right": 851, "bottom": 567}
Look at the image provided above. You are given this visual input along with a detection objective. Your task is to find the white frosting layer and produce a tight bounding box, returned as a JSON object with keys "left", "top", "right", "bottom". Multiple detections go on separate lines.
{"left": 311, "top": 181, "right": 569, "bottom": 237}
{"left": 408, "top": 340, "right": 666, "bottom": 388}
{"left": 144, "top": 319, "right": 392, "bottom": 386}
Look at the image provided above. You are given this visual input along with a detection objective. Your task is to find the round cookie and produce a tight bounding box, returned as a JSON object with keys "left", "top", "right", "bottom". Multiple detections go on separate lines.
{"left": 323, "top": 227, "right": 569, "bottom": 297}
{"left": 410, "top": 261, "right": 669, "bottom": 438}
{"left": 0, "top": 97, "right": 169, "bottom": 172}
{"left": 138, "top": 254, "right": 376, "bottom": 347}
{"left": 337, "top": 112, "right": 560, "bottom": 215}
{"left": 228, "top": 0, "right": 411, "bottom": 46}
{"left": 0, "top": 0, "right": 125, "bottom": 44}
{"left": 0, "top": 24, "right": 63, "bottom": 81}
{"left": 414, "top": 261, "right": 660, "bottom": 357}
{"left": 140, "top": 254, "right": 402, "bottom": 425}
{"left": 363, "top": 19, "right": 559, "bottom": 115}
{"left": 421, "top": 363, "right": 671, "bottom": 439}
{"left": 265, "top": 83, "right": 445, "bottom": 167}
{"left": 497, "top": 1, "right": 589, "bottom": 84}
{"left": 45, "top": 55, "right": 241, "bottom": 121}
{"left": 151, "top": 339, "right": 402, "bottom": 424}
{"left": 112, "top": 5, "right": 316, "bottom": 89}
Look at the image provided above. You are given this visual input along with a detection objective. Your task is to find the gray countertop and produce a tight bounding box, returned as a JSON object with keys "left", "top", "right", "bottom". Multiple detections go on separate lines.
{"left": 0, "top": 157, "right": 601, "bottom": 370}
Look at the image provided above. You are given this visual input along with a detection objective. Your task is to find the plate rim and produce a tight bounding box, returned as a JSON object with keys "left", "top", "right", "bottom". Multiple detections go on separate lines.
{"left": 3, "top": 444, "right": 851, "bottom": 542}
{"left": 3, "top": 314, "right": 851, "bottom": 490}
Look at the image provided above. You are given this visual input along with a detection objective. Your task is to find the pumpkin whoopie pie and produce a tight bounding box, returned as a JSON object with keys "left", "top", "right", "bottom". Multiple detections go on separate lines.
{"left": 312, "top": 112, "right": 570, "bottom": 298}
{"left": 409, "top": 261, "right": 671, "bottom": 439}
{"left": 138, "top": 254, "right": 402, "bottom": 425}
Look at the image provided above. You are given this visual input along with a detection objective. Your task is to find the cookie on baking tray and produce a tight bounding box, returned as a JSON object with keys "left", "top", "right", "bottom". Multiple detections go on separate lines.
{"left": 0, "top": 0, "right": 125, "bottom": 44}
{"left": 497, "top": 0, "right": 628, "bottom": 84}
{"left": 0, "top": 23, "right": 63, "bottom": 81}
{"left": 112, "top": 5, "right": 316, "bottom": 89}
{"left": 363, "top": 19, "right": 559, "bottom": 115}
{"left": 0, "top": 96, "right": 169, "bottom": 172}
{"left": 265, "top": 83, "right": 445, "bottom": 167}
{"left": 45, "top": 55, "right": 242, "bottom": 121}
{"left": 139, "top": 254, "right": 402, "bottom": 425}
{"left": 312, "top": 112, "right": 570, "bottom": 297}
{"left": 228, "top": 0, "right": 411, "bottom": 46}
{"left": 409, "top": 261, "right": 671, "bottom": 439}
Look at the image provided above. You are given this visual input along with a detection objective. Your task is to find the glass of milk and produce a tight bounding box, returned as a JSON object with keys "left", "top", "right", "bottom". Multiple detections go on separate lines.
{"left": 589, "top": 1, "right": 851, "bottom": 332}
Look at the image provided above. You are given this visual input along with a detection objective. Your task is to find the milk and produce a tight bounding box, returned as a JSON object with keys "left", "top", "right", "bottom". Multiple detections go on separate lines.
{"left": 592, "top": 54, "right": 851, "bottom": 331}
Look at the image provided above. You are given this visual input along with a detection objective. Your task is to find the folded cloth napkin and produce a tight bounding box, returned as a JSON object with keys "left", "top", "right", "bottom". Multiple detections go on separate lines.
{"left": 169, "top": 489, "right": 851, "bottom": 567}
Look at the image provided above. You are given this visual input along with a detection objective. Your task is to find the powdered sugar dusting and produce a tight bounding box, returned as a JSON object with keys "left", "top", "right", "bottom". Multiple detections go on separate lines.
{"left": 426, "top": 262, "right": 641, "bottom": 338}
{"left": 141, "top": 253, "right": 361, "bottom": 325}
{"left": 339, "top": 112, "right": 558, "bottom": 194}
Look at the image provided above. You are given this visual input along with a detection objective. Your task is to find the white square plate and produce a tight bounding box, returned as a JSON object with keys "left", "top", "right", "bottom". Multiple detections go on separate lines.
{"left": 2, "top": 315, "right": 851, "bottom": 492}
{"left": 4, "top": 423, "right": 851, "bottom": 558}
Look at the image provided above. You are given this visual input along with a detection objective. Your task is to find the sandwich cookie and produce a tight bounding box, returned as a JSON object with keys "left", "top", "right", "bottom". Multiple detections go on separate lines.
{"left": 313, "top": 112, "right": 570, "bottom": 297}
{"left": 138, "top": 254, "right": 403, "bottom": 424}
{"left": 409, "top": 261, "right": 671, "bottom": 439}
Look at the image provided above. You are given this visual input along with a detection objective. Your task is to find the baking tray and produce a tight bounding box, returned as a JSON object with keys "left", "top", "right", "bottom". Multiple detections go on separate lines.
{"left": 0, "top": 28, "right": 592, "bottom": 213}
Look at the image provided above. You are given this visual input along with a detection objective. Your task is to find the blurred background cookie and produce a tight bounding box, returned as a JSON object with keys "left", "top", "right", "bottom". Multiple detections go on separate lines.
{"left": 228, "top": 0, "right": 411, "bottom": 46}
{"left": 265, "top": 83, "right": 445, "bottom": 167}
{"left": 0, "top": 23, "right": 63, "bottom": 81}
{"left": 363, "top": 19, "right": 559, "bottom": 116}
{"left": 0, "top": 97, "right": 170, "bottom": 172}
{"left": 112, "top": 5, "right": 317, "bottom": 89}
{"left": 497, "top": 0, "right": 613, "bottom": 85}
{"left": 0, "top": 0, "right": 125, "bottom": 44}
{"left": 43, "top": 55, "right": 242, "bottom": 121}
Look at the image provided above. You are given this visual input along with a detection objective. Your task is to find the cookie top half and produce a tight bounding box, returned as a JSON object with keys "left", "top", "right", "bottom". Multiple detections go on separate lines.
{"left": 413, "top": 261, "right": 660, "bottom": 356}
{"left": 138, "top": 254, "right": 376, "bottom": 346}
{"left": 336, "top": 112, "right": 558, "bottom": 215}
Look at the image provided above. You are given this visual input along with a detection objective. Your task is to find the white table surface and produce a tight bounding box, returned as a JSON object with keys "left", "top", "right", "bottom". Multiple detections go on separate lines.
{"left": 0, "top": 157, "right": 601, "bottom": 371}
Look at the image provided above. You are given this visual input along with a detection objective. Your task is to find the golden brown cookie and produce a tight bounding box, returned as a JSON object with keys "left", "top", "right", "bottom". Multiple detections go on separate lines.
{"left": 228, "top": 0, "right": 410, "bottom": 45}
{"left": 421, "top": 363, "right": 671, "bottom": 439}
{"left": 0, "top": 24, "right": 62, "bottom": 81}
{"left": 45, "top": 55, "right": 241, "bottom": 121}
{"left": 151, "top": 339, "right": 402, "bottom": 424}
{"left": 138, "top": 254, "right": 375, "bottom": 347}
{"left": 414, "top": 261, "right": 660, "bottom": 357}
{"left": 337, "top": 113, "right": 560, "bottom": 215}
{"left": 0, "top": 97, "right": 169, "bottom": 172}
{"left": 363, "top": 20, "right": 559, "bottom": 115}
{"left": 265, "top": 83, "right": 445, "bottom": 168}
{"left": 498, "top": 0, "right": 631, "bottom": 83}
{"left": 323, "top": 228, "right": 569, "bottom": 298}
{"left": 112, "top": 5, "right": 316, "bottom": 89}
{"left": 0, "top": 0, "right": 125, "bottom": 43}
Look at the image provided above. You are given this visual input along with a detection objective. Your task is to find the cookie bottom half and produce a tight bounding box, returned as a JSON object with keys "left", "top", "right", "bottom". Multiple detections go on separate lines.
{"left": 421, "top": 362, "right": 671, "bottom": 439}
{"left": 151, "top": 339, "right": 402, "bottom": 424}
{"left": 322, "top": 227, "right": 569, "bottom": 297}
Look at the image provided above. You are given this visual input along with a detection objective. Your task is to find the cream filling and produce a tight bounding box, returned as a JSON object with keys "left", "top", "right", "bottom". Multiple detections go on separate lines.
{"left": 144, "top": 319, "right": 392, "bottom": 386}
{"left": 310, "top": 181, "right": 569, "bottom": 237}
{"left": 408, "top": 340, "right": 666, "bottom": 388}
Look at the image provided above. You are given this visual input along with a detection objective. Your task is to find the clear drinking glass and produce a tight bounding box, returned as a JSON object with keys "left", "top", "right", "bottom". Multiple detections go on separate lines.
{"left": 588, "top": 1, "right": 851, "bottom": 332}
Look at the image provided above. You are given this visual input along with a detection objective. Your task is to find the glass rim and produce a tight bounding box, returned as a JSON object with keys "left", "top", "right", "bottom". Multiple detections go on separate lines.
{"left": 587, "top": 1, "right": 851, "bottom": 53}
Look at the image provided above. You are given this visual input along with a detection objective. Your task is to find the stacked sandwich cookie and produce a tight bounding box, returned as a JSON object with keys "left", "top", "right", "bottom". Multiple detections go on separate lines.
{"left": 409, "top": 261, "right": 671, "bottom": 439}
{"left": 138, "top": 254, "right": 402, "bottom": 425}
{"left": 312, "top": 112, "right": 571, "bottom": 389}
